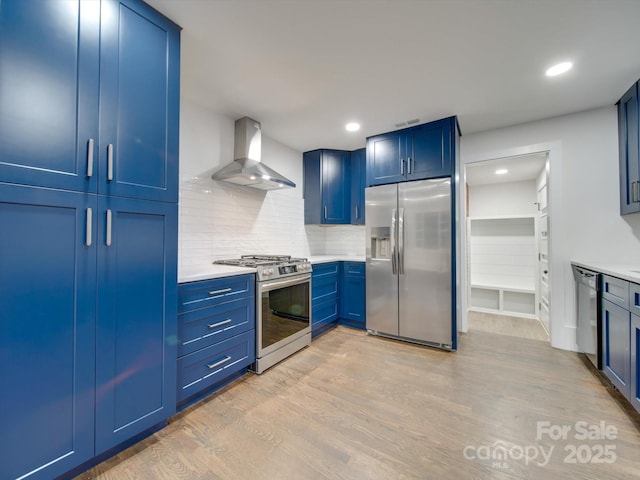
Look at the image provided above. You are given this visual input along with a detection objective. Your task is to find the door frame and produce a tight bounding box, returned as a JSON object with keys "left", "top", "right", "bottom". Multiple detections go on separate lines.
{"left": 458, "top": 140, "right": 565, "bottom": 348}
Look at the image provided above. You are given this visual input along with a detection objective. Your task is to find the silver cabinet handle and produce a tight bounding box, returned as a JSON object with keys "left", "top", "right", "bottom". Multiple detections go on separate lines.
{"left": 209, "top": 288, "right": 232, "bottom": 296}
{"left": 87, "top": 139, "right": 94, "bottom": 177}
{"left": 207, "top": 355, "right": 231, "bottom": 370}
{"left": 631, "top": 181, "right": 636, "bottom": 203}
{"left": 324, "top": 205, "right": 327, "bottom": 220}
{"left": 208, "top": 319, "right": 232, "bottom": 329}
{"left": 355, "top": 205, "right": 359, "bottom": 220}
{"left": 106, "top": 209, "right": 112, "bottom": 246}
{"left": 636, "top": 181, "right": 640, "bottom": 203}
{"left": 107, "top": 144, "right": 114, "bottom": 181}
{"left": 86, "top": 208, "right": 93, "bottom": 246}
{"left": 398, "top": 207, "right": 405, "bottom": 275}
{"left": 391, "top": 208, "right": 397, "bottom": 275}
{"left": 400, "top": 158, "right": 405, "bottom": 175}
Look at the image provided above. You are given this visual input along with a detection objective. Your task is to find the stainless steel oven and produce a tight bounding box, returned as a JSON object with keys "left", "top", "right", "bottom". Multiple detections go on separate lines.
{"left": 214, "top": 255, "right": 312, "bottom": 374}
{"left": 256, "top": 272, "right": 311, "bottom": 373}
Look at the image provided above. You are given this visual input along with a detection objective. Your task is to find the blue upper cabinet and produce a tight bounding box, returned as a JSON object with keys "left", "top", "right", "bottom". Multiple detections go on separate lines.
{"left": 366, "top": 116, "right": 456, "bottom": 186}
{"left": 618, "top": 81, "right": 640, "bottom": 215}
{"left": 304, "top": 149, "right": 351, "bottom": 224}
{"left": 0, "top": 183, "right": 97, "bottom": 480}
{"left": 350, "top": 148, "right": 366, "bottom": 225}
{"left": 99, "top": 0, "right": 180, "bottom": 203}
{"left": 0, "top": 0, "right": 100, "bottom": 192}
{"left": 95, "top": 196, "right": 178, "bottom": 454}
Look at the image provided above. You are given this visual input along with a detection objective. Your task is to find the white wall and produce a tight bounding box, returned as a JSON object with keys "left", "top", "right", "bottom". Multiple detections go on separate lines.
{"left": 459, "top": 106, "right": 640, "bottom": 351}
{"left": 178, "top": 99, "right": 364, "bottom": 269}
{"left": 468, "top": 180, "right": 537, "bottom": 217}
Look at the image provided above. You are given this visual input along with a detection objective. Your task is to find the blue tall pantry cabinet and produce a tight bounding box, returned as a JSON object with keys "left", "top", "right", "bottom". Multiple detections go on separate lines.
{"left": 0, "top": 1, "right": 180, "bottom": 479}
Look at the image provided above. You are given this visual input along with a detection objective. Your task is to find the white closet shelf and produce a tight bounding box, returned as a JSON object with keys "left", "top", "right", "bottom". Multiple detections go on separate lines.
{"left": 469, "top": 283, "right": 535, "bottom": 294}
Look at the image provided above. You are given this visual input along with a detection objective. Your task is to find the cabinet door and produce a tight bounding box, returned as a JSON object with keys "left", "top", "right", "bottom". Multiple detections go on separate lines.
{"left": 602, "top": 299, "right": 630, "bottom": 396}
{"left": 0, "top": 184, "right": 96, "bottom": 480}
{"left": 0, "top": 0, "right": 100, "bottom": 192}
{"left": 406, "top": 118, "right": 452, "bottom": 180}
{"left": 631, "top": 314, "right": 640, "bottom": 413}
{"left": 366, "top": 132, "right": 405, "bottom": 186}
{"left": 340, "top": 263, "right": 366, "bottom": 328}
{"left": 95, "top": 196, "right": 177, "bottom": 454}
{"left": 618, "top": 82, "right": 640, "bottom": 215}
{"left": 350, "top": 149, "right": 366, "bottom": 225}
{"left": 99, "top": 0, "right": 180, "bottom": 203}
{"left": 322, "top": 150, "right": 351, "bottom": 224}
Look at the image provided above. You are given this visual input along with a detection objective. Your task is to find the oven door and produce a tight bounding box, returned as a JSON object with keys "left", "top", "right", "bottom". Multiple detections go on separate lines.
{"left": 257, "top": 274, "right": 311, "bottom": 358}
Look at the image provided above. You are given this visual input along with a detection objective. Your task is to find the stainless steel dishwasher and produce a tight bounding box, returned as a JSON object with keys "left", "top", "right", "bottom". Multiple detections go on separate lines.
{"left": 572, "top": 265, "right": 601, "bottom": 369}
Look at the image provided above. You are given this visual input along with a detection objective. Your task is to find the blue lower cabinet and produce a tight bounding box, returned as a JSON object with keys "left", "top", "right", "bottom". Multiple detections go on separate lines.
{"left": 0, "top": 184, "right": 97, "bottom": 480}
{"left": 177, "top": 275, "right": 256, "bottom": 408}
{"left": 340, "top": 262, "right": 366, "bottom": 330}
{"left": 178, "top": 330, "right": 255, "bottom": 402}
{"left": 602, "top": 299, "right": 631, "bottom": 397}
{"left": 95, "top": 196, "right": 178, "bottom": 454}
{"left": 631, "top": 313, "right": 640, "bottom": 413}
{"left": 311, "top": 262, "right": 340, "bottom": 337}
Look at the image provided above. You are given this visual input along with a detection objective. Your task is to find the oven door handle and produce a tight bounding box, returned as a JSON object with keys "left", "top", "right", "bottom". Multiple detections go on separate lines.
{"left": 259, "top": 274, "right": 311, "bottom": 293}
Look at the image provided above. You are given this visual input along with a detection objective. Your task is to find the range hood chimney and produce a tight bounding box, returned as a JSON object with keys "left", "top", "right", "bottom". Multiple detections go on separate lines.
{"left": 211, "top": 117, "right": 296, "bottom": 190}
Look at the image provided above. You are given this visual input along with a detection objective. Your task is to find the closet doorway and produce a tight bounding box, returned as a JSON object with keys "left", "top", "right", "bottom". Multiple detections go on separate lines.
{"left": 465, "top": 153, "right": 549, "bottom": 342}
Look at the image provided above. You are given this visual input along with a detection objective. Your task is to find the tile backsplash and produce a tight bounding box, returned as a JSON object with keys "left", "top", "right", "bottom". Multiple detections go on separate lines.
{"left": 177, "top": 101, "right": 365, "bottom": 269}
{"left": 178, "top": 178, "right": 365, "bottom": 268}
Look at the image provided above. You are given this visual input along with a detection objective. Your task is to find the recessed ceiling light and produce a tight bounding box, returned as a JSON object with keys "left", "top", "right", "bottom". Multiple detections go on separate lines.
{"left": 545, "top": 61, "right": 573, "bottom": 77}
{"left": 345, "top": 122, "right": 360, "bottom": 132}
{"left": 495, "top": 169, "right": 508, "bottom": 175}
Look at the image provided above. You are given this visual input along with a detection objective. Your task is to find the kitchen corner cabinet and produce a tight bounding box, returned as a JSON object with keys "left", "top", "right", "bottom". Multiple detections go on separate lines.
{"left": 177, "top": 275, "right": 256, "bottom": 407}
{"left": 350, "top": 148, "right": 366, "bottom": 225}
{"left": 366, "top": 117, "right": 455, "bottom": 187}
{"left": 339, "top": 262, "right": 366, "bottom": 329}
{"left": 0, "top": 1, "right": 180, "bottom": 478}
{"left": 618, "top": 81, "right": 640, "bottom": 215}
{"left": 303, "top": 149, "right": 351, "bottom": 224}
{"left": 312, "top": 262, "right": 341, "bottom": 337}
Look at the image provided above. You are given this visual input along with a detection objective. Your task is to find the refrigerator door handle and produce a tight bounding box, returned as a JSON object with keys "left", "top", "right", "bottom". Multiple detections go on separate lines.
{"left": 398, "top": 207, "right": 405, "bottom": 275}
{"left": 391, "top": 208, "right": 397, "bottom": 275}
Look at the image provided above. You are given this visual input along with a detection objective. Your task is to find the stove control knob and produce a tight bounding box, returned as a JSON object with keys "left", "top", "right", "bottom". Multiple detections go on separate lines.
{"left": 263, "top": 268, "right": 274, "bottom": 277}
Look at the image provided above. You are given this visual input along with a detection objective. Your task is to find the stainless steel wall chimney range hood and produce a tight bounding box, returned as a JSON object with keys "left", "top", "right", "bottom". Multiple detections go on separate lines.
{"left": 212, "top": 117, "right": 296, "bottom": 190}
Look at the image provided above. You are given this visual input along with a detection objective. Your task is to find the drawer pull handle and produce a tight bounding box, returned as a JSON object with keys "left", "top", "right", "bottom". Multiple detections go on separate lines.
{"left": 207, "top": 355, "right": 231, "bottom": 370}
{"left": 209, "top": 288, "right": 232, "bottom": 296}
{"left": 208, "top": 319, "right": 232, "bottom": 329}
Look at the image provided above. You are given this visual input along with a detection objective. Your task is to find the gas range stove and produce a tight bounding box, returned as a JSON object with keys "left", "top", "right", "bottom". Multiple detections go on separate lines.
{"left": 214, "top": 255, "right": 312, "bottom": 281}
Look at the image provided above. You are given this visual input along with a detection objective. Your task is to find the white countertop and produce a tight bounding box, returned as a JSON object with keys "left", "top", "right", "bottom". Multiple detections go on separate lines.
{"left": 571, "top": 261, "right": 640, "bottom": 284}
{"left": 178, "top": 264, "right": 257, "bottom": 284}
{"left": 179, "top": 256, "right": 365, "bottom": 283}
{"left": 309, "top": 255, "right": 366, "bottom": 264}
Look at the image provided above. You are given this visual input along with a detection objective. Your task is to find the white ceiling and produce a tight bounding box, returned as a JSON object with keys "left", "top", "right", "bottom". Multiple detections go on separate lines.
{"left": 146, "top": 0, "right": 640, "bottom": 153}
{"left": 465, "top": 153, "right": 547, "bottom": 186}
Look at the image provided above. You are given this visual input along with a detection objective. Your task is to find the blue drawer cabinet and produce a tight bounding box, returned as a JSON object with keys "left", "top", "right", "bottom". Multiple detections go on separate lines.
{"left": 340, "top": 262, "right": 366, "bottom": 330}
{"left": 311, "top": 262, "right": 340, "bottom": 337}
{"left": 366, "top": 116, "right": 456, "bottom": 187}
{"left": 177, "top": 274, "right": 255, "bottom": 407}
{"left": 178, "top": 330, "right": 255, "bottom": 402}
{"left": 600, "top": 274, "right": 640, "bottom": 415}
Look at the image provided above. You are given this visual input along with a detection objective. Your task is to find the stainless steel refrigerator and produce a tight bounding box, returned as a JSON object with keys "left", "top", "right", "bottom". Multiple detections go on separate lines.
{"left": 365, "top": 178, "right": 455, "bottom": 349}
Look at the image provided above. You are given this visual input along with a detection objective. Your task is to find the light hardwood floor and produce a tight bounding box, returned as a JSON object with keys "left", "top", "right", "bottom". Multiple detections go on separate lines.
{"left": 468, "top": 310, "right": 550, "bottom": 342}
{"left": 75, "top": 327, "right": 640, "bottom": 480}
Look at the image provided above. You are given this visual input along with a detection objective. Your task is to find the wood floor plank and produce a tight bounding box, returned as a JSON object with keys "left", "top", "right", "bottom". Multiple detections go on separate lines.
{"left": 75, "top": 326, "right": 640, "bottom": 480}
